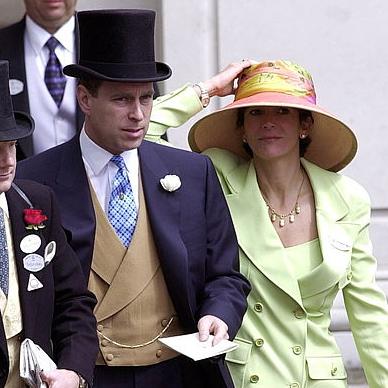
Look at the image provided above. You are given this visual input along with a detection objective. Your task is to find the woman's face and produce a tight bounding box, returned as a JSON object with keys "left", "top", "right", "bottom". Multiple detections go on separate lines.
{"left": 242, "top": 106, "right": 306, "bottom": 162}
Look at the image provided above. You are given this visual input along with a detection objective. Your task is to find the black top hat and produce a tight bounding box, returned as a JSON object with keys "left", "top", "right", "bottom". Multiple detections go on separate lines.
{"left": 64, "top": 9, "right": 172, "bottom": 82}
{"left": 0, "top": 60, "right": 34, "bottom": 141}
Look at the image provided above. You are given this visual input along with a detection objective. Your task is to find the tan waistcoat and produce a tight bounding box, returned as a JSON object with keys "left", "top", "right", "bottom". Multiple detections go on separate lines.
{"left": 88, "top": 182, "right": 184, "bottom": 366}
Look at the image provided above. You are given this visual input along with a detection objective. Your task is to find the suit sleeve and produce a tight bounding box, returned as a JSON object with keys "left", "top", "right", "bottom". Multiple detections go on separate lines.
{"left": 45, "top": 189, "right": 98, "bottom": 384}
{"left": 197, "top": 157, "right": 250, "bottom": 338}
{"left": 146, "top": 84, "right": 202, "bottom": 145}
{"left": 342, "top": 187, "right": 388, "bottom": 387}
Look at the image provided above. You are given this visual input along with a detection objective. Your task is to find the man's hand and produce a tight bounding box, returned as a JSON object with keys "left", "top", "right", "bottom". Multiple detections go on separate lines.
{"left": 202, "top": 60, "right": 253, "bottom": 98}
{"left": 40, "top": 369, "right": 80, "bottom": 388}
{"left": 198, "top": 315, "right": 229, "bottom": 346}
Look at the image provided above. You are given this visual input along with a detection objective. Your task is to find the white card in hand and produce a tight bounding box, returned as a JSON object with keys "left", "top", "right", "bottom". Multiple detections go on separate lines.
{"left": 158, "top": 332, "right": 238, "bottom": 361}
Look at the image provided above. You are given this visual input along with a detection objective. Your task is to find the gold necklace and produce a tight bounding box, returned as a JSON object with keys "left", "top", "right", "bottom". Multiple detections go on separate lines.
{"left": 261, "top": 172, "right": 305, "bottom": 228}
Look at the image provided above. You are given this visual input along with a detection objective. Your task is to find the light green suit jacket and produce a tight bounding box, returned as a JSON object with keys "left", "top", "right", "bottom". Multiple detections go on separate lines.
{"left": 204, "top": 148, "right": 388, "bottom": 388}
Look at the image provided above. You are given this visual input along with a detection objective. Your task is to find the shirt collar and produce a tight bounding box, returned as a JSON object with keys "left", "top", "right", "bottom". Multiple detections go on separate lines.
{"left": 79, "top": 128, "right": 138, "bottom": 175}
{"left": 0, "top": 192, "right": 9, "bottom": 219}
{"left": 25, "top": 14, "right": 75, "bottom": 54}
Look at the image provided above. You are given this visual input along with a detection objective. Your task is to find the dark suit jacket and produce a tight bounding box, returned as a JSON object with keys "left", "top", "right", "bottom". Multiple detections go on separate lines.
{"left": 17, "top": 137, "right": 250, "bottom": 387}
{"left": 0, "top": 180, "right": 98, "bottom": 387}
{"left": 0, "top": 17, "right": 83, "bottom": 160}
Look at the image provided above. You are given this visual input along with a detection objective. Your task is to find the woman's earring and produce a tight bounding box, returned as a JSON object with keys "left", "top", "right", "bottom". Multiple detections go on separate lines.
{"left": 242, "top": 137, "right": 247, "bottom": 143}
{"left": 299, "top": 132, "right": 307, "bottom": 139}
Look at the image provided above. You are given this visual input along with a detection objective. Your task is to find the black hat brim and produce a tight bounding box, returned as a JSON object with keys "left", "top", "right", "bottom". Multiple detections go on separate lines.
{"left": 63, "top": 61, "right": 172, "bottom": 82}
{"left": 0, "top": 111, "right": 34, "bottom": 142}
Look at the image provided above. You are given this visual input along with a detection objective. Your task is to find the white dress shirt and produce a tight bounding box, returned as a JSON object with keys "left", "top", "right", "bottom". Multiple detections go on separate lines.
{"left": 79, "top": 129, "right": 140, "bottom": 214}
{"left": 24, "top": 15, "right": 77, "bottom": 155}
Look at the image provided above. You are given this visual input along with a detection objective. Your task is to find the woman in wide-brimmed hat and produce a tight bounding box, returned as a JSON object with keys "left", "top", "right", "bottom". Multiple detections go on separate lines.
{"left": 189, "top": 60, "right": 388, "bottom": 387}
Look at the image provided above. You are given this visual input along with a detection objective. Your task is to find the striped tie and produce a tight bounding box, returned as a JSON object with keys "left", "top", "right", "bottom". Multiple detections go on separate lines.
{"left": 44, "top": 36, "right": 66, "bottom": 107}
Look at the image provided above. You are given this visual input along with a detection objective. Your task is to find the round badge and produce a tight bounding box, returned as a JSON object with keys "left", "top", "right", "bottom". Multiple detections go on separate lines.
{"left": 20, "top": 234, "right": 41, "bottom": 254}
{"left": 23, "top": 254, "right": 45, "bottom": 272}
{"left": 9, "top": 79, "right": 24, "bottom": 96}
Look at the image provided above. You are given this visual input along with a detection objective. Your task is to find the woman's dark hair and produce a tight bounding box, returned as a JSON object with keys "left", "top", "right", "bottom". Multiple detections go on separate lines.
{"left": 236, "top": 107, "right": 313, "bottom": 157}
{"left": 78, "top": 77, "right": 103, "bottom": 97}
{"left": 298, "top": 109, "right": 313, "bottom": 156}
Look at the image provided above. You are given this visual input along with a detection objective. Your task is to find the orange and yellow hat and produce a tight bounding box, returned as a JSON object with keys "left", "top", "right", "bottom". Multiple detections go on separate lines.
{"left": 189, "top": 60, "right": 357, "bottom": 171}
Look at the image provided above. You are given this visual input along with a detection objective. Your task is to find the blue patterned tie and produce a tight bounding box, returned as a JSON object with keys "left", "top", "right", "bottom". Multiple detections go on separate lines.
{"left": 108, "top": 155, "right": 137, "bottom": 247}
{"left": 44, "top": 36, "right": 66, "bottom": 107}
{"left": 0, "top": 208, "right": 9, "bottom": 297}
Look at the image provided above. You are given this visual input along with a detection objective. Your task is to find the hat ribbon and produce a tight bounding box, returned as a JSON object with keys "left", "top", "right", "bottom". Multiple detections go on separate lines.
{"left": 235, "top": 64, "right": 316, "bottom": 104}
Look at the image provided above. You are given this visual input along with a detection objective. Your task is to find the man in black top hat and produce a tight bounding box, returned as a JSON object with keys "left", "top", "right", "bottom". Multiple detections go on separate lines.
{"left": 0, "top": 60, "right": 98, "bottom": 387}
{"left": 17, "top": 9, "right": 250, "bottom": 388}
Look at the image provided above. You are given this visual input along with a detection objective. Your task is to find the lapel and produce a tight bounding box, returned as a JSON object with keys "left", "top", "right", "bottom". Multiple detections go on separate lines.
{"left": 92, "top": 187, "right": 161, "bottom": 322}
{"left": 0, "top": 184, "right": 31, "bottom": 369}
{"left": 88, "top": 186, "right": 125, "bottom": 288}
{"left": 7, "top": 19, "right": 29, "bottom": 113}
{"left": 0, "top": 185, "right": 30, "bottom": 371}
{"left": 53, "top": 137, "right": 96, "bottom": 276}
{"left": 297, "top": 159, "right": 356, "bottom": 297}
{"left": 6, "top": 18, "right": 33, "bottom": 159}
{"left": 138, "top": 142, "right": 193, "bottom": 322}
{"left": 4, "top": 186, "right": 43, "bottom": 337}
{"left": 224, "top": 158, "right": 356, "bottom": 307}
{"left": 73, "top": 18, "right": 84, "bottom": 132}
{"left": 225, "top": 160, "right": 305, "bottom": 307}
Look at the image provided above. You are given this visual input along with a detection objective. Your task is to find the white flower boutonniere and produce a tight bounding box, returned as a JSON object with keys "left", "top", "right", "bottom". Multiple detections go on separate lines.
{"left": 160, "top": 174, "right": 181, "bottom": 192}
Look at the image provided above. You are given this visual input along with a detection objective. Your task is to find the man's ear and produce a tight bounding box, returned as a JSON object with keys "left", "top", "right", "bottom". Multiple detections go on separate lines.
{"left": 77, "top": 85, "right": 92, "bottom": 115}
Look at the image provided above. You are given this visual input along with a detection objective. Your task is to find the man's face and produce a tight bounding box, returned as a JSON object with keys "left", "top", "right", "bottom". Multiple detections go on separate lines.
{"left": 24, "top": 0, "right": 77, "bottom": 33}
{"left": 78, "top": 81, "right": 154, "bottom": 155}
{"left": 0, "top": 141, "right": 17, "bottom": 193}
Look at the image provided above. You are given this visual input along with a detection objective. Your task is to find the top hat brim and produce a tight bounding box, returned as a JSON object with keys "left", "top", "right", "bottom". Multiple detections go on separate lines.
{"left": 0, "top": 111, "right": 34, "bottom": 142}
{"left": 63, "top": 61, "right": 172, "bottom": 82}
{"left": 189, "top": 92, "right": 357, "bottom": 172}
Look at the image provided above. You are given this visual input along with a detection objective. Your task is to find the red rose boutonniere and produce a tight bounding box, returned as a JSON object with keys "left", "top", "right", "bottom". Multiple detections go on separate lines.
{"left": 24, "top": 209, "right": 48, "bottom": 230}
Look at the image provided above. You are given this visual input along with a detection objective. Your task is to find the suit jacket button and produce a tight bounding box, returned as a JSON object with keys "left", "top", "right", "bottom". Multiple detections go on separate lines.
{"left": 249, "top": 375, "right": 259, "bottom": 383}
{"left": 254, "top": 338, "right": 264, "bottom": 348}
{"left": 293, "top": 309, "right": 304, "bottom": 319}
{"left": 290, "top": 383, "right": 300, "bottom": 388}
{"left": 106, "top": 354, "right": 114, "bottom": 361}
{"left": 156, "top": 349, "right": 162, "bottom": 358}
{"left": 101, "top": 339, "right": 108, "bottom": 347}
{"left": 292, "top": 345, "right": 302, "bottom": 355}
{"left": 97, "top": 324, "right": 104, "bottom": 332}
{"left": 161, "top": 319, "right": 169, "bottom": 327}
{"left": 254, "top": 303, "right": 263, "bottom": 312}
